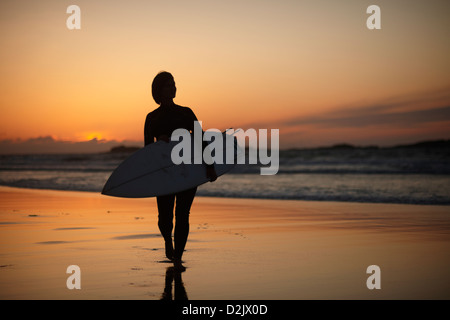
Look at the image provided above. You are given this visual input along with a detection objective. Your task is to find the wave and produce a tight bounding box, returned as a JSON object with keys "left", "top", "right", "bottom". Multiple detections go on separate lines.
{"left": 1, "top": 140, "right": 449, "bottom": 205}
{"left": 1, "top": 171, "right": 449, "bottom": 206}
{"left": 1, "top": 147, "right": 449, "bottom": 175}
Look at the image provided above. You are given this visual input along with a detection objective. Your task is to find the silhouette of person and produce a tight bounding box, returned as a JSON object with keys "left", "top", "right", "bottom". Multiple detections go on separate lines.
{"left": 145, "top": 71, "right": 217, "bottom": 271}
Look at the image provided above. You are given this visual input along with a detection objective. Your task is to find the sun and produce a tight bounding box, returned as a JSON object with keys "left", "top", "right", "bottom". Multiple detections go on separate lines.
{"left": 85, "top": 132, "right": 104, "bottom": 141}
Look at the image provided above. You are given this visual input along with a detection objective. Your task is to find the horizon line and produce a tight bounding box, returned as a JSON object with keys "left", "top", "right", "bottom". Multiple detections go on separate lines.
{"left": 0, "top": 136, "right": 449, "bottom": 155}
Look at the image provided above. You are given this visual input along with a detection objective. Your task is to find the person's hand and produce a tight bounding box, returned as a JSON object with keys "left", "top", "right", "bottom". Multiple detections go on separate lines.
{"left": 206, "top": 166, "right": 217, "bottom": 182}
{"left": 157, "top": 135, "right": 170, "bottom": 143}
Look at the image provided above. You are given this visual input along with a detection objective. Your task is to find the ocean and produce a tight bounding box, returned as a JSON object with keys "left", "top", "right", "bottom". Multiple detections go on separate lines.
{"left": 1, "top": 141, "right": 449, "bottom": 205}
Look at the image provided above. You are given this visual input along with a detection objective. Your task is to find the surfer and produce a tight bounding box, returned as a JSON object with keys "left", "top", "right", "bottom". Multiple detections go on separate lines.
{"left": 144, "top": 71, "right": 217, "bottom": 271}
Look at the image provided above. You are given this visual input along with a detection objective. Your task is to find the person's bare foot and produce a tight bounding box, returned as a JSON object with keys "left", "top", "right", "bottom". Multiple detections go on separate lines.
{"left": 173, "top": 259, "right": 186, "bottom": 272}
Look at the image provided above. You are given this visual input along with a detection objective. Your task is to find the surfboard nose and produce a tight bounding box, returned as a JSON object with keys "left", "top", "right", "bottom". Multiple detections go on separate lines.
{"left": 101, "top": 180, "right": 110, "bottom": 195}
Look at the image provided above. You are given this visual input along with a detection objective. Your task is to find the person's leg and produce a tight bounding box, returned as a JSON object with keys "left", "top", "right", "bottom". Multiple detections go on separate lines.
{"left": 173, "top": 187, "right": 197, "bottom": 267}
{"left": 156, "top": 194, "right": 175, "bottom": 260}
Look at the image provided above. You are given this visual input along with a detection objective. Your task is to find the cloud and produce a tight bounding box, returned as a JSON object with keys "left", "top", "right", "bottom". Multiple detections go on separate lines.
{"left": 0, "top": 136, "right": 142, "bottom": 154}
{"left": 283, "top": 105, "right": 450, "bottom": 129}
{"left": 237, "top": 86, "right": 450, "bottom": 130}
{"left": 230, "top": 86, "right": 450, "bottom": 148}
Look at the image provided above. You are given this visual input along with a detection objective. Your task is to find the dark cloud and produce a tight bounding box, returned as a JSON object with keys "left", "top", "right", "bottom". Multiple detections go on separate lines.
{"left": 238, "top": 87, "right": 450, "bottom": 130}
{"left": 283, "top": 105, "right": 450, "bottom": 128}
{"left": 0, "top": 136, "right": 142, "bottom": 154}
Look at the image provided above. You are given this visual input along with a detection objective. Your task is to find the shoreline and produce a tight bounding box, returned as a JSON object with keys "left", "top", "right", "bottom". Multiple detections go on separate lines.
{"left": 1, "top": 186, "right": 449, "bottom": 299}
{"left": 1, "top": 184, "right": 449, "bottom": 207}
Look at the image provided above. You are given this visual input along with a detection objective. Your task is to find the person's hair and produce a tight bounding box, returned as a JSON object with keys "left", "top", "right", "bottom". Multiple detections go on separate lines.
{"left": 151, "top": 71, "right": 174, "bottom": 104}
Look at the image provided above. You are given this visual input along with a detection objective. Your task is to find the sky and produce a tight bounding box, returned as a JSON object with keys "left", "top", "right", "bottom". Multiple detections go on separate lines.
{"left": 0, "top": 0, "right": 449, "bottom": 153}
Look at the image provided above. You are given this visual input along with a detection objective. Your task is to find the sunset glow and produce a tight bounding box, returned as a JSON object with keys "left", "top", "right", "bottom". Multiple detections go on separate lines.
{"left": 0, "top": 0, "right": 449, "bottom": 153}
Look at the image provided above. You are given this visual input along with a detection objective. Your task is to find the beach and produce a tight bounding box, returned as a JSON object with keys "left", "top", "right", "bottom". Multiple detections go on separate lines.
{"left": 0, "top": 186, "right": 449, "bottom": 300}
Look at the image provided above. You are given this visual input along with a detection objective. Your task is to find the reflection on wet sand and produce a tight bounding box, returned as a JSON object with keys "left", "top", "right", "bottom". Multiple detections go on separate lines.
{"left": 160, "top": 267, "right": 188, "bottom": 300}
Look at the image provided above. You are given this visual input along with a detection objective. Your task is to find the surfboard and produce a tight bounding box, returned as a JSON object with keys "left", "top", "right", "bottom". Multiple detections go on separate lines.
{"left": 102, "top": 131, "right": 241, "bottom": 198}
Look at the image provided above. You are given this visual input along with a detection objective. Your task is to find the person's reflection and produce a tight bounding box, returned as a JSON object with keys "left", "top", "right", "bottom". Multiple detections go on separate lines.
{"left": 160, "top": 267, "right": 188, "bottom": 300}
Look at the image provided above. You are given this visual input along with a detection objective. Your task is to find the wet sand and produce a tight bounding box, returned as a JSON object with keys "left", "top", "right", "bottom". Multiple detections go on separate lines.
{"left": 0, "top": 186, "right": 449, "bottom": 300}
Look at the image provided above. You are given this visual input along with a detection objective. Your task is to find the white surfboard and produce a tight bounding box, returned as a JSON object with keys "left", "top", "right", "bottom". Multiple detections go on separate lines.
{"left": 102, "top": 132, "right": 241, "bottom": 198}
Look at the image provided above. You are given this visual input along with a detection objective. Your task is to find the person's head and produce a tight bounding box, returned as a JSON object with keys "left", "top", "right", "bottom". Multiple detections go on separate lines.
{"left": 152, "top": 71, "right": 176, "bottom": 105}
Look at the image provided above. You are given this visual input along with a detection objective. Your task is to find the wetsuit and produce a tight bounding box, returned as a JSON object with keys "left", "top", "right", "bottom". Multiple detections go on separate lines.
{"left": 144, "top": 104, "right": 199, "bottom": 144}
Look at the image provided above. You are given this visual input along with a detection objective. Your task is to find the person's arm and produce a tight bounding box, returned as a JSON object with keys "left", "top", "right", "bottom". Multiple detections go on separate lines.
{"left": 144, "top": 114, "right": 155, "bottom": 146}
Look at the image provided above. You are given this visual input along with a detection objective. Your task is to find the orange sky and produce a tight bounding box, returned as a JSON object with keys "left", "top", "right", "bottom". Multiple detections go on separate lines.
{"left": 0, "top": 0, "right": 449, "bottom": 152}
